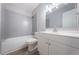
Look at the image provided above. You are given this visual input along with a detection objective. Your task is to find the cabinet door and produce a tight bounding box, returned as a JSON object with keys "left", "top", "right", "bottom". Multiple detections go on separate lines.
{"left": 55, "top": 41, "right": 79, "bottom": 55}
{"left": 49, "top": 40, "right": 55, "bottom": 55}
{"left": 37, "top": 36, "right": 49, "bottom": 55}
{"left": 49, "top": 39, "right": 79, "bottom": 55}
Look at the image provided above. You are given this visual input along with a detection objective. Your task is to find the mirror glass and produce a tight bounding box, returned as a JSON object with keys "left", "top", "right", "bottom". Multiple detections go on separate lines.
{"left": 46, "top": 3, "right": 77, "bottom": 30}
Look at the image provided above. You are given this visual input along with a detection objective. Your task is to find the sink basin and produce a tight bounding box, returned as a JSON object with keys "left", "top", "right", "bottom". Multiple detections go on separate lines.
{"left": 41, "top": 30, "right": 79, "bottom": 38}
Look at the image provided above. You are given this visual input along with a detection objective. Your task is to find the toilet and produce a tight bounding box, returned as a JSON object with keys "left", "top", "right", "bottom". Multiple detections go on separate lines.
{"left": 26, "top": 38, "right": 38, "bottom": 54}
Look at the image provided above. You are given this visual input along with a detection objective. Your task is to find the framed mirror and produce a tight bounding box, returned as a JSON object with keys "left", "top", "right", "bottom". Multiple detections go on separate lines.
{"left": 46, "top": 3, "right": 77, "bottom": 31}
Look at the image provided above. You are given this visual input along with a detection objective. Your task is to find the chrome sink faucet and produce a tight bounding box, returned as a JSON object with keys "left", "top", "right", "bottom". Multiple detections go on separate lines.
{"left": 53, "top": 25, "right": 58, "bottom": 32}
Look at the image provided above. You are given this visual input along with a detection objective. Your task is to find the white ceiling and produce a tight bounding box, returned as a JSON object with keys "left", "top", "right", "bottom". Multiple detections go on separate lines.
{"left": 4, "top": 3, "right": 39, "bottom": 13}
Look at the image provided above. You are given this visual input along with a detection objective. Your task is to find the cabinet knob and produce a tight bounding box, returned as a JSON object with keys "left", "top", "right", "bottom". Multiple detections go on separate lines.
{"left": 45, "top": 42, "right": 51, "bottom": 45}
{"left": 48, "top": 43, "right": 51, "bottom": 45}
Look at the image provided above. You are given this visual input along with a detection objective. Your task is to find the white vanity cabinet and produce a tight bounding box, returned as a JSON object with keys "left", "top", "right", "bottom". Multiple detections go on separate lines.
{"left": 35, "top": 32, "right": 79, "bottom": 55}
{"left": 35, "top": 33, "right": 49, "bottom": 55}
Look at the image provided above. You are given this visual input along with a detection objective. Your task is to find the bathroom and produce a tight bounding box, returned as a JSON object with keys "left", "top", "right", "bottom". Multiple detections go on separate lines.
{"left": 0, "top": 3, "right": 79, "bottom": 55}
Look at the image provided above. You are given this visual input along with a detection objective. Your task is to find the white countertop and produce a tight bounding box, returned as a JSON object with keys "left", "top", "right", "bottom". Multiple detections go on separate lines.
{"left": 38, "top": 31, "right": 79, "bottom": 38}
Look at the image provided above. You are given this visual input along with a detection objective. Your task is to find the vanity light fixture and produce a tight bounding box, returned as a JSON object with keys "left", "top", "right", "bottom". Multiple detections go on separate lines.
{"left": 45, "top": 3, "right": 61, "bottom": 12}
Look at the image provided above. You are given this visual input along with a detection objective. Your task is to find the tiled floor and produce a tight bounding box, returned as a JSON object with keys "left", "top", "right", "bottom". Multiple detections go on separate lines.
{"left": 7, "top": 47, "right": 28, "bottom": 55}
{"left": 7, "top": 47, "right": 39, "bottom": 55}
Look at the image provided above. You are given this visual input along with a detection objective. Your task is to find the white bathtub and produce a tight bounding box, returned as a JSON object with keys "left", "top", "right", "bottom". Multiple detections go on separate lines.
{"left": 1, "top": 35, "right": 34, "bottom": 54}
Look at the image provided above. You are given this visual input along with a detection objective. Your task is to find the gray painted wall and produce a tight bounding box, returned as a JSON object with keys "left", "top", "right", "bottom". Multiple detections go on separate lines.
{"left": 1, "top": 4, "right": 5, "bottom": 40}
{"left": 32, "top": 14, "right": 37, "bottom": 35}
{"left": 0, "top": 3, "right": 1, "bottom": 54}
{"left": 1, "top": 4, "right": 32, "bottom": 40}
